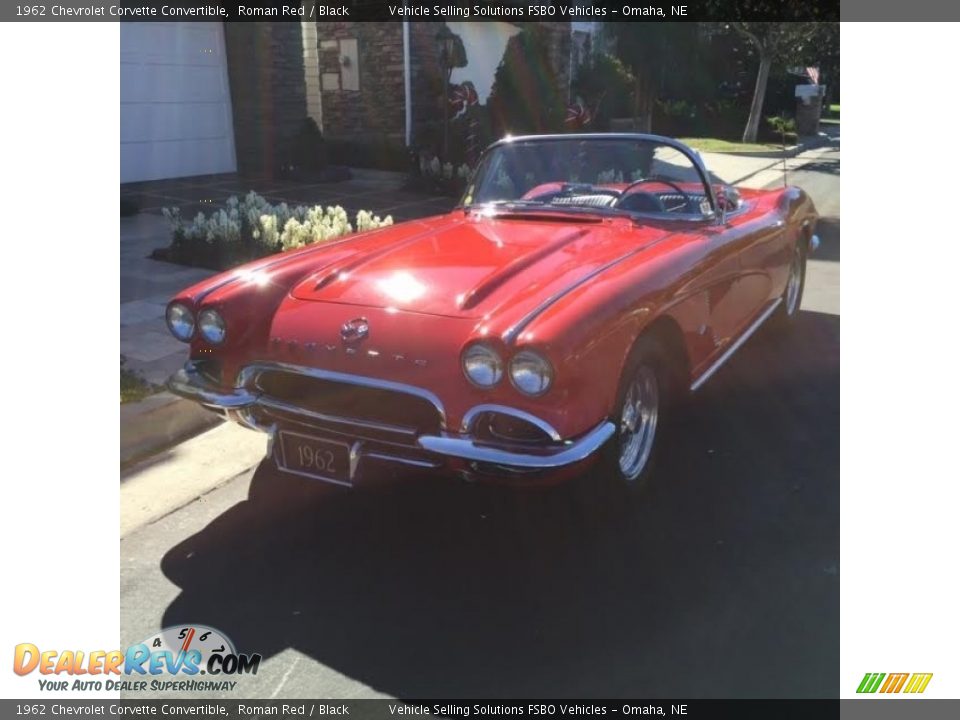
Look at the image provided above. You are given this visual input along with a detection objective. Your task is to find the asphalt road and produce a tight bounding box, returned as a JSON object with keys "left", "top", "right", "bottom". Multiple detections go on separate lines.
{"left": 120, "top": 139, "right": 840, "bottom": 700}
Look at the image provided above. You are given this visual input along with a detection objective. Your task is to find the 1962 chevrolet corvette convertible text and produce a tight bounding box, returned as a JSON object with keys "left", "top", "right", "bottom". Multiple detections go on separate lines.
{"left": 166, "top": 134, "right": 818, "bottom": 497}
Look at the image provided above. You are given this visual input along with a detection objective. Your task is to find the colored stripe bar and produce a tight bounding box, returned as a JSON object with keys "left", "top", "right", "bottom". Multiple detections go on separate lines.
{"left": 904, "top": 673, "right": 933, "bottom": 693}
{"left": 880, "top": 673, "right": 908, "bottom": 693}
{"left": 857, "top": 673, "right": 886, "bottom": 693}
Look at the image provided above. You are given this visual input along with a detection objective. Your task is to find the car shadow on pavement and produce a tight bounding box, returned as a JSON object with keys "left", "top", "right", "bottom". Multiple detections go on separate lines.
{"left": 159, "top": 310, "right": 839, "bottom": 699}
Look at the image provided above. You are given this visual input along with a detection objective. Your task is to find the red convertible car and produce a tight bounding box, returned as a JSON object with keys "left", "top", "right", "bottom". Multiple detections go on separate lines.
{"left": 167, "top": 134, "right": 818, "bottom": 495}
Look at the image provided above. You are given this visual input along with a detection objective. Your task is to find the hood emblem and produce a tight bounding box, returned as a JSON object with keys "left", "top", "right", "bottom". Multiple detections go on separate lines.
{"left": 340, "top": 317, "right": 369, "bottom": 343}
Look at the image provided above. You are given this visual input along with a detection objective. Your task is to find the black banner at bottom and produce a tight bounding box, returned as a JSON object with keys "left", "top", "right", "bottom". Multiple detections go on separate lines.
{"left": 6, "top": 700, "right": 960, "bottom": 720}
{"left": 0, "top": 700, "right": 847, "bottom": 720}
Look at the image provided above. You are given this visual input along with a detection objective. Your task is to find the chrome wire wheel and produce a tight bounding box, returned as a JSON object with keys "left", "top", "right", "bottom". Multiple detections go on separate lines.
{"left": 618, "top": 365, "right": 660, "bottom": 482}
{"left": 785, "top": 247, "right": 803, "bottom": 316}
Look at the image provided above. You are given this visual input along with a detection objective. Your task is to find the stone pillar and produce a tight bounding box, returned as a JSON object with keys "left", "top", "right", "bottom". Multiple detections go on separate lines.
{"left": 795, "top": 84, "right": 825, "bottom": 136}
{"left": 300, "top": 3, "right": 323, "bottom": 131}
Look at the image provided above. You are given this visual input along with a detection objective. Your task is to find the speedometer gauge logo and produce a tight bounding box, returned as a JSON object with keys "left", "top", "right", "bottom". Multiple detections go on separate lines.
{"left": 131, "top": 624, "right": 260, "bottom": 676}
{"left": 144, "top": 625, "right": 236, "bottom": 659}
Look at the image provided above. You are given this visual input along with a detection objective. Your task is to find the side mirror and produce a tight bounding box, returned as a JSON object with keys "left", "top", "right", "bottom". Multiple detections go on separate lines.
{"left": 714, "top": 186, "right": 740, "bottom": 225}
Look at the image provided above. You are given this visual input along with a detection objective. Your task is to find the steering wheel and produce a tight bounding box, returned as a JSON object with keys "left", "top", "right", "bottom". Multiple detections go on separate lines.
{"left": 615, "top": 176, "right": 694, "bottom": 213}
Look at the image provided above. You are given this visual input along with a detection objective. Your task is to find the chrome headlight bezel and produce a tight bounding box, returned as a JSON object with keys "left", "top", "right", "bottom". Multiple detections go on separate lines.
{"left": 462, "top": 343, "right": 504, "bottom": 388}
{"left": 197, "top": 308, "right": 227, "bottom": 344}
{"left": 508, "top": 350, "right": 554, "bottom": 396}
{"left": 165, "top": 303, "right": 195, "bottom": 342}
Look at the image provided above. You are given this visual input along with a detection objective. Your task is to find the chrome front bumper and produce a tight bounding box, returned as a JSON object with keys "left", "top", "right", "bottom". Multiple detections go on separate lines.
{"left": 168, "top": 363, "right": 614, "bottom": 472}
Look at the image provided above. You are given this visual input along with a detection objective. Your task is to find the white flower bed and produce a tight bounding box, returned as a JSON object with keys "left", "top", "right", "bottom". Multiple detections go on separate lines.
{"left": 162, "top": 192, "right": 393, "bottom": 263}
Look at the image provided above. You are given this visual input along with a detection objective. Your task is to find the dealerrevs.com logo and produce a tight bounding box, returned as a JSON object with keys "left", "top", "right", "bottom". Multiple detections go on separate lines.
{"left": 857, "top": 673, "right": 934, "bottom": 694}
{"left": 13, "top": 625, "right": 262, "bottom": 693}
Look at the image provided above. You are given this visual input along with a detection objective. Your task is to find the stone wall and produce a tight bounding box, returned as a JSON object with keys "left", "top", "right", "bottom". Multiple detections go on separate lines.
{"left": 315, "top": 22, "right": 406, "bottom": 142}
{"left": 223, "top": 22, "right": 307, "bottom": 176}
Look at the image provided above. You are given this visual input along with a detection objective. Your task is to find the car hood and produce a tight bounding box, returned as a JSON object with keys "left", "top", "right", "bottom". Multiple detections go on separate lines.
{"left": 289, "top": 213, "right": 673, "bottom": 319}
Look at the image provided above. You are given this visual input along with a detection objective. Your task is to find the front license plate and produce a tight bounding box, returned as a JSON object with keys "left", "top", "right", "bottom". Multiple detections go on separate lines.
{"left": 277, "top": 431, "right": 351, "bottom": 486}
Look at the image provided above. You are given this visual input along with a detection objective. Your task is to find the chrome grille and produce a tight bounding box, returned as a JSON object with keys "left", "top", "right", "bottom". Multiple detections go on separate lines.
{"left": 252, "top": 369, "right": 443, "bottom": 444}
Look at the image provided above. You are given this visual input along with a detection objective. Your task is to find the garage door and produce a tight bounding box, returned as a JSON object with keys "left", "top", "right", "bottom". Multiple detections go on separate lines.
{"left": 121, "top": 22, "right": 236, "bottom": 183}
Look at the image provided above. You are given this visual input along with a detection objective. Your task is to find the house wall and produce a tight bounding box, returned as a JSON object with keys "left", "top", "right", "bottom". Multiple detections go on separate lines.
{"left": 447, "top": 21, "right": 522, "bottom": 105}
{"left": 316, "top": 21, "right": 571, "bottom": 149}
{"left": 316, "top": 22, "right": 407, "bottom": 142}
{"left": 223, "top": 22, "right": 307, "bottom": 175}
{"left": 221, "top": 20, "right": 570, "bottom": 170}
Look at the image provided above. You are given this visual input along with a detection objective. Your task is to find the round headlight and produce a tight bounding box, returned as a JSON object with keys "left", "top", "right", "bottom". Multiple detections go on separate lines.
{"left": 462, "top": 344, "right": 503, "bottom": 387}
{"left": 198, "top": 309, "right": 226, "bottom": 344}
{"left": 166, "top": 303, "right": 195, "bottom": 342}
{"left": 509, "top": 350, "right": 553, "bottom": 396}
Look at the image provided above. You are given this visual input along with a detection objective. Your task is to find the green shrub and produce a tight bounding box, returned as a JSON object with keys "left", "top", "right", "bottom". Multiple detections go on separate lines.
{"left": 286, "top": 117, "right": 327, "bottom": 173}
{"left": 407, "top": 153, "right": 472, "bottom": 197}
{"left": 653, "top": 98, "right": 747, "bottom": 139}
{"left": 571, "top": 53, "right": 635, "bottom": 128}
{"left": 120, "top": 356, "right": 156, "bottom": 404}
{"left": 325, "top": 137, "right": 413, "bottom": 172}
{"left": 157, "top": 192, "right": 393, "bottom": 270}
{"left": 762, "top": 115, "right": 799, "bottom": 143}
{"left": 766, "top": 115, "right": 797, "bottom": 135}
{"left": 488, "top": 28, "right": 566, "bottom": 136}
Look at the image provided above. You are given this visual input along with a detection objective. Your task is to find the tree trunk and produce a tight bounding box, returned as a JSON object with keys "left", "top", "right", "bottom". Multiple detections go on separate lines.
{"left": 632, "top": 73, "right": 654, "bottom": 133}
{"left": 742, "top": 54, "right": 772, "bottom": 144}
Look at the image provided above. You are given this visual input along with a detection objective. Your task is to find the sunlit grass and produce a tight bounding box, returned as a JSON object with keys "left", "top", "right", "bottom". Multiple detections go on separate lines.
{"left": 679, "top": 138, "right": 784, "bottom": 154}
{"left": 121, "top": 356, "right": 158, "bottom": 404}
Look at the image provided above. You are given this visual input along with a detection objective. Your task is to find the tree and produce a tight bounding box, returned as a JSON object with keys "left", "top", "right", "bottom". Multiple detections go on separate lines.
{"left": 703, "top": 0, "right": 835, "bottom": 142}
{"left": 488, "top": 27, "right": 566, "bottom": 136}
{"left": 728, "top": 22, "right": 819, "bottom": 142}
{"left": 608, "top": 23, "right": 696, "bottom": 133}
{"left": 571, "top": 52, "right": 635, "bottom": 130}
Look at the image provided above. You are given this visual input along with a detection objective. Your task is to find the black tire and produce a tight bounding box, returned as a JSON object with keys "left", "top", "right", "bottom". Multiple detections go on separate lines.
{"left": 772, "top": 241, "right": 807, "bottom": 329}
{"left": 575, "top": 334, "right": 675, "bottom": 511}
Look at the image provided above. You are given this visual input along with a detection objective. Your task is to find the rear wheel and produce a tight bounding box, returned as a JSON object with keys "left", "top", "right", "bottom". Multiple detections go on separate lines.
{"left": 773, "top": 242, "right": 806, "bottom": 328}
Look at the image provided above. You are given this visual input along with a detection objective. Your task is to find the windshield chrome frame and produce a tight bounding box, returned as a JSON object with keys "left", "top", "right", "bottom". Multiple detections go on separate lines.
{"left": 458, "top": 133, "right": 719, "bottom": 222}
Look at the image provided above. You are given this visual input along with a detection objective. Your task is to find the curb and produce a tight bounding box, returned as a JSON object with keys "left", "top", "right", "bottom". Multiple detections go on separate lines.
{"left": 120, "top": 391, "right": 221, "bottom": 468}
{"left": 712, "top": 145, "right": 802, "bottom": 159}
{"left": 699, "top": 133, "right": 833, "bottom": 160}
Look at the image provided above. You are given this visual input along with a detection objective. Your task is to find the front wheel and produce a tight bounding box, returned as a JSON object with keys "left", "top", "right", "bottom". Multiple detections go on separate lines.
{"left": 593, "top": 335, "right": 672, "bottom": 498}
{"left": 615, "top": 363, "right": 661, "bottom": 485}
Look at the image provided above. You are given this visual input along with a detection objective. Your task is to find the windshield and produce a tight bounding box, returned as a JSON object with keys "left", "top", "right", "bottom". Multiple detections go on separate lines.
{"left": 462, "top": 137, "right": 716, "bottom": 219}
